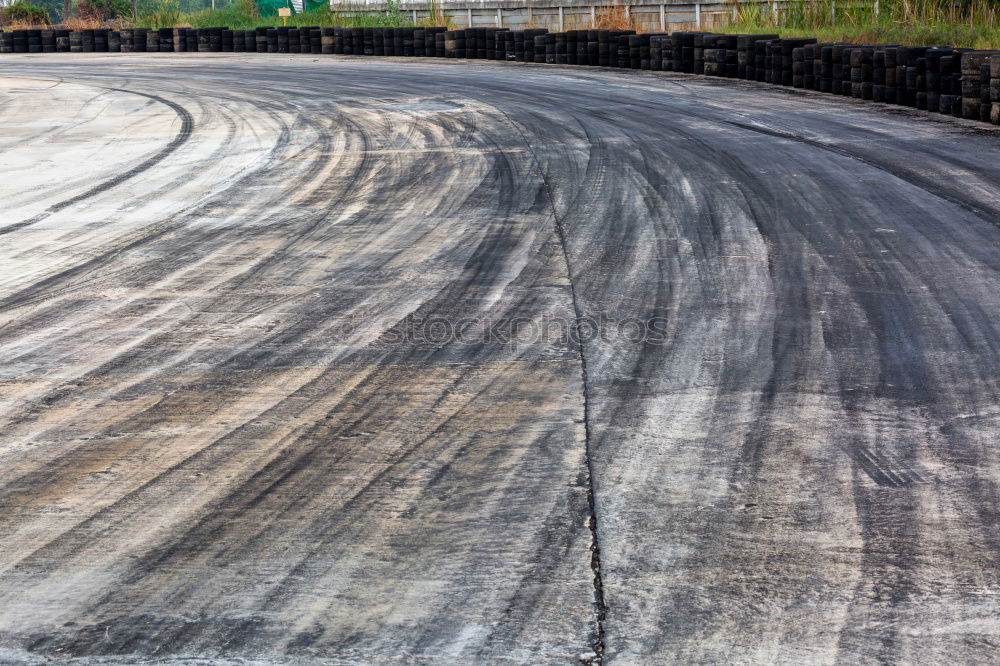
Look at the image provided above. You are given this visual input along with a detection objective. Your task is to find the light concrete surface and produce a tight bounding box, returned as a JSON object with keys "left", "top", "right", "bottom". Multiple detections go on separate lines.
{"left": 0, "top": 53, "right": 998, "bottom": 664}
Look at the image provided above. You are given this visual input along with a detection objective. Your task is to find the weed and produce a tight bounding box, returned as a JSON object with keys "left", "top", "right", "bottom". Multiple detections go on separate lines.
{"left": 722, "top": 0, "right": 1000, "bottom": 48}
{"left": 593, "top": 4, "right": 641, "bottom": 31}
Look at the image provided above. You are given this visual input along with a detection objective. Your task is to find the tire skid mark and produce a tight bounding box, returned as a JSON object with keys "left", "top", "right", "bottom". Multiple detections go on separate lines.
{"left": 0, "top": 87, "right": 592, "bottom": 646}
{"left": 0, "top": 101, "right": 319, "bottom": 418}
{"left": 0, "top": 87, "right": 580, "bottom": 588}
{"left": 723, "top": 119, "right": 1000, "bottom": 224}
{"left": 0, "top": 85, "right": 194, "bottom": 236}
{"left": 0, "top": 58, "right": 997, "bottom": 665}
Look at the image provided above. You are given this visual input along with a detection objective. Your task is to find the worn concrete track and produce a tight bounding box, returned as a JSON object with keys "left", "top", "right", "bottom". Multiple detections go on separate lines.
{"left": 0, "top": 54, "right": 998, "bottom": 664}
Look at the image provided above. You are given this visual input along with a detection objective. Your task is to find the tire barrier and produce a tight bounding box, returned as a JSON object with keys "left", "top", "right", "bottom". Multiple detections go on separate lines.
{"left": 41, "top": 29, "right": 55, "bottom": 53}
{"left": 2, "top": 25, "right": 999, "bottom": 127}
{"left": 992, "top": 55, "right": 1000, "bottom": 124}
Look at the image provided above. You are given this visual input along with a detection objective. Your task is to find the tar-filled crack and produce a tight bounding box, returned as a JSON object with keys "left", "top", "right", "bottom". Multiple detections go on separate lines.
{"left": 495, "top": 108, "right": 607, "bottom": 664}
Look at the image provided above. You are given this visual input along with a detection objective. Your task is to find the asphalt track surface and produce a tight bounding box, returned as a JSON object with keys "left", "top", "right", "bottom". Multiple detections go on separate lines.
{"left": 1, "top": 54, "right": 999, "bottom": 664}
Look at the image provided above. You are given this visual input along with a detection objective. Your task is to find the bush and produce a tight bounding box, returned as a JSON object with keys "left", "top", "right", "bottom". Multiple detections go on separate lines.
{"left": 77, "top": 0, "right": 133, "bottom": 22}
{"left": 0, "top": 1, "right": 51, "bottom": 25}
{"left": 28, "top": 0, "right": 65, "bottom": 22}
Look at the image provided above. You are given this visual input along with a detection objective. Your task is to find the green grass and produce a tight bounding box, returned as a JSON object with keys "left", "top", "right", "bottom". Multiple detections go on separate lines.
{"left": 179, "top": 6, "right": 413, "bottom": 29}
{"left": 137, "top": 0, "right": 1000, "bottom": 48}
{"left": 719, "top": 0, "right": 1000, "bottom": 49}
{"left": 135, "top": 0, "right": 417, "bottom": 30}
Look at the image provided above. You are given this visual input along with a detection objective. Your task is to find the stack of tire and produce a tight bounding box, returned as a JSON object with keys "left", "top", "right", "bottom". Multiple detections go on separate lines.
{"left": 781, "top": 38, "right": 816, "bottom": 86}
{"left": 495, "top": 29, "right": 511, "bottom": 61}
{"left": 40, "top": 29, "right": 55, "bottom": 52}
{"left": 801, "top": 42, "right": 818, "bottom": 89}
{"left": 650, "top": 34, "right": 668, "bottom": 71}
{"left": 381, "top": 27, "right": 393, "bottom": 56}
{"left": 7, "top": 23, "right": 1000, "bottom": 128}
{"left": 10, "top": 30, "right": 28, "bottom": 53}
{"left": 754, "top": 38, "right": 774, "bottom": 82}
{"left": 741, "top": 34, "right": 776, "bottom": 80}
{"left": 691, "top": 33, "right": 711, "bottom": 74}
{"left": 517, "top": 29, "right": 531, "bottom": 61}
{"left": 623, "top": 34, "right": 638, "bottom": 68}
{"left": 384, "top": 27, "right": 398, "bottom": 57}
{"left": 839, "top": 45, "right": 856, "bottom": 98}
{"left": 304, "top": 26, "right": 319, "bottom": 54}
{"left": 703, "top": 35, "right": 724, "bottom": 76}
{"left": 580, "top": 30, "right": 596, "bottom": 66}
{"left": 584, "top": 30, "right": 599, "bottom": 66}
{"left": 551, "top": 31, "right": 566, "bottom": 65}
{"left": 481, "top": 28, "right": 504, "bottom": 59}
{"left": 22, "top": 29, "right": 40, "bottom": 53}
{"left": 719, "top": 35, "right": 739, "bottom": 77}
{"left": 960, "top": 50, "right": 1000, "bottom": 121}
{"left": 936, "top": 50, "right": 961, "bottom": 115}
{"left": 443, "top": 29, "right": 464, "bottom": 59}
{"left": 576, "top": 30, "right": 589, "bottom": 66}
{"left": 849, "top": 46, "right": 874, "bottom": 99}
{"left": 792, "top": 45, "right": 805, "bottom": 87}
{"left": 497, "top": 28, "right": 513, "bottom": 60}
{"left": 697, "top": 32, "right": 735, "bottom": 75}
{"left": 565, "top": 30, "right": 578, "bottom": 65}
{"left": 636, "top": 33, "right": 664, "bottom": 70}
{"left": 54, "top": 29, "right": 70, "bottom": 52}
{"left": 872, "top": 46, "right": 888, "bottom": 101}
{"left": 542, "top": 32, "right": 555, "bottom": 64}
{"left": 895, "top": 46, "right": 923, "bottom": 107}
{"left": 501, "top": 29, "right": 514, "bottom": 60}
{"left": 925, "top": 48, "right": 947, "bottom": 110}
{"left": 991, "top": 55, "right": 1000, "bottom": 124}
{"left": 765, "top": 39, "right": 781, "bottom": 84}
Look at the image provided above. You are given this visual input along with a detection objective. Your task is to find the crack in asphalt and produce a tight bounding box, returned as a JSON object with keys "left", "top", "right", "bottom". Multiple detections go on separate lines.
{"left": 493, "top": 106, "right": 608, "bottom": 664}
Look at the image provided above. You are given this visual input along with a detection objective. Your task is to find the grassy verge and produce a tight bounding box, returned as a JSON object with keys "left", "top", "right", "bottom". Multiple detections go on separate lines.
{"left": 137, "top": 0, "right": 448, "bottom": 30}
{"left": 12, "top": 0, "right": 999, "bottom": 50}
{"left": 179, "top": 6, "right": 415, "bottom": 30}
{"left": 719, "top": 0, "right": 1000, "bottom": 49}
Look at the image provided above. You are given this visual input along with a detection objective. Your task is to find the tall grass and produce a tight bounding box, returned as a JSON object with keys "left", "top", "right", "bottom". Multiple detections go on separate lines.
{"left": 20, "top": 0, "right": 999, "bottom": 49}
{"left": 593, "top": 4, "right": 642, "bottom": 31}
{"left": 723, "top": 0, "right": 1000, "bottom": 48}
{"left": 418, "top": 0, "right": 453, "bottom": 29}
{"left": 141, "top": 0, "right": 183, "bottom": 28}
